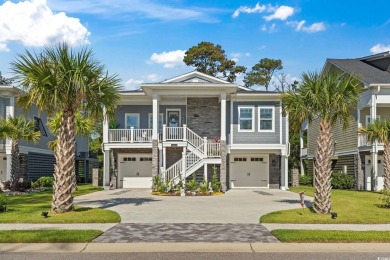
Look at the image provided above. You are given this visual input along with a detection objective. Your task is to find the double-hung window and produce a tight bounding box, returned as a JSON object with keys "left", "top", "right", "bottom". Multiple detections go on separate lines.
{"left": 125, "top": 113, "right": 140, "bottom": 129}
{"left": 258, "top": 107, "right": 274, "bottom": 132}
{"left": 238, "top": 107, "right": 254, "bottom": 132}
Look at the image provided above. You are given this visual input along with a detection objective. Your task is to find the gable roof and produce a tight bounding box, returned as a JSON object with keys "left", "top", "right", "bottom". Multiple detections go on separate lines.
{"left": 327, "top": 58, "right": 390, "bottom": 85}
{"left": 161, "top": 71, "right": 233, "bottom": 84}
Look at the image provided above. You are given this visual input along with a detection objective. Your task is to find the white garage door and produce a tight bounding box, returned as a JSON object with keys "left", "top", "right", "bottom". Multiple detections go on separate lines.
{"left": 230, "top": 154, "right": 269, "bottom": 188}
{"left": 118, "top": 154, "right": 153, "bottom": 188}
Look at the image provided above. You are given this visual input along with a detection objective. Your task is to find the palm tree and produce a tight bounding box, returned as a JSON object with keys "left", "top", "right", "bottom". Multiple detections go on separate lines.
{"left": 359, "top": 120, "right": 390, "bottom": 190}
{"left": 11, "top": 43, "right": 121, "bottom": 213}
{"left": 282, "top": 71, "right": 361, "bottom": 214}
{"left": 0, "top": 116, "right": 40, "bottom": 191}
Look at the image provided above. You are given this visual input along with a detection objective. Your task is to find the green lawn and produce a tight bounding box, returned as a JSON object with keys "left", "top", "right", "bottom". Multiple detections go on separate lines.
{"left": 0, "top": 184, "right": 121, "bottom": 223}
{"left": 272, "top": 229, "right": 390, "bottom": 243}
{"left": 0, "top": 230, "right": 102, "bottom": 243}
{"left": 261, "top": 186, "right": 390, "bottom": 224}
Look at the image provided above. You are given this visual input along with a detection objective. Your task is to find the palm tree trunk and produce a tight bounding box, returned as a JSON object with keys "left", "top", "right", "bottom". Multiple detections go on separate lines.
{"left": 383, "top": 142, "right": 390, "bottom": 190}
{"left": 313, "top": 119, "right": 333, "bottom": 214}
{"left": 10, "top": 140, "right": 21, "bottom": 191}
{"left": 52, "top": 109, "right": 76, "bottom": 213}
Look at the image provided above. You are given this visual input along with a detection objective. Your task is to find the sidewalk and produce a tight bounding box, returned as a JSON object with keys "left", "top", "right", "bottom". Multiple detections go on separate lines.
{"left": 0, "top": 243, "right": 390, "bottom": 253}
{"left": 0, "top": 223, "right": 117, "bottom": 231}
{"left": 262, "top": 223, "right": 390, "bottom": 231}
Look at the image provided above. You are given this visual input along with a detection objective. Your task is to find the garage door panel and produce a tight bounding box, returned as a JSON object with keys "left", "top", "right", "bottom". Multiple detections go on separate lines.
{"left": 230, "top": 154, "right": 269, "bottom": 188}
{"left": 119, "top": 154, "right": 152, "bottom": 188}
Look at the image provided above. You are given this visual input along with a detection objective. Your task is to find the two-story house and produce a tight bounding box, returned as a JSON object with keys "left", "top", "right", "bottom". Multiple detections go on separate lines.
{"left": 0, "top": 84, "right": 97, "bottom": 184}
{"left": 102, "top": 71, "right": 290, "bottom": 191}
{"left": 300, "top": 51, "right": 390, "bottom": 191}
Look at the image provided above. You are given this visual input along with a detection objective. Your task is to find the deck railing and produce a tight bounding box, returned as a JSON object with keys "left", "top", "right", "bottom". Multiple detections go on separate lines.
{"left": 109, "top": 128, "right": 152, "bottom": 143}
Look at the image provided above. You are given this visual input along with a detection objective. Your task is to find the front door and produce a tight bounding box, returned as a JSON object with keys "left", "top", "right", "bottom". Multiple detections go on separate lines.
{"left": 167, "top": 110, "right": 180, "bottom": 127}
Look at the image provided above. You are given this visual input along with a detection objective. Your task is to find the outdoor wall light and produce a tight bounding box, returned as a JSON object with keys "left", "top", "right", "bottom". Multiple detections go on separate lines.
{"left": 272, "top": 160, "right": 276, "bottom": 167}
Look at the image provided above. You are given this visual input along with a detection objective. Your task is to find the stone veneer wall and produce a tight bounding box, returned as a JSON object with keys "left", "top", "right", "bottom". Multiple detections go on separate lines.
{"left": 152, "top": 140, "right": 159, "bottom": 177}
{"left": 269, "top": 154, "right": 280, "bottom": 189}
{"left": 187, "top": 97, "right": 221, "bottom": 139}
{"left": 220, "top": 140, "right": 227, "bottom": 192}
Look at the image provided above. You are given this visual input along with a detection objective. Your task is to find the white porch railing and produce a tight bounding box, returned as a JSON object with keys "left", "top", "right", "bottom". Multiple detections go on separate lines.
{"left": 109, "top": 128, "right": 152, "bottom": 143}
{"left": 358, "top": 134, "right": 383, "bottom": 147}
{"left": 207, "top": 142, "right": 221, "bottom": 157}
{"left": 165, "top": 127, "right": 184, "bottom": 141}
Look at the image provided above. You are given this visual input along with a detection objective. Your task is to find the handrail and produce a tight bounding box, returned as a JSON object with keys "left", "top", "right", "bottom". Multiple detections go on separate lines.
{"left": 109, "top": 128, "right": 152, "bottom": 143}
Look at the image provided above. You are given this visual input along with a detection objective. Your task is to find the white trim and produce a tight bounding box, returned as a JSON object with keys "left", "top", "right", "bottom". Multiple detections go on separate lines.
{"left": 230, "top": 143, "right": 287, "bottom": 150}
{"left": 366, "top": 115, "right": 381, "bottom": 126}
{"left": 258, "top": 106, "right": 275, "bottom": 132}
{"left": 238, "top": 106, "right": 255, "bottom": 132}
{"left": 230, "top": 99, "right": 234, "bottom": 145}
{"left": 166, "top": 109, "right": 181, "bottom": 127}
{"left": 279, "top": 102, "right": 282, "bottom": 144}
{"left": 125, "top": 113, "right": 140, "bottom": 129}
{"left": 162, "top": 71, "right": 231, "bottom": 84}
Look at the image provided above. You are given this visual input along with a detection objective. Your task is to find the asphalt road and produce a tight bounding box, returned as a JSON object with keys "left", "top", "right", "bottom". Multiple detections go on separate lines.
{"left": 0, "top": 252, "right": 388, "bottom": 260}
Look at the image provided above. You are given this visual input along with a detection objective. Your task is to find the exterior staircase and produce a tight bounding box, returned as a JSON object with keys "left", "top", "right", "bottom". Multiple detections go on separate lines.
{"left": 161, "top": 126, "right": 221, "bottom": 185}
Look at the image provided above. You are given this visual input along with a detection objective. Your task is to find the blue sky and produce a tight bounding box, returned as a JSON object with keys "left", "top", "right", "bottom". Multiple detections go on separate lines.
{"left": 1, "top": 0, "right": 390, "bottom": 90}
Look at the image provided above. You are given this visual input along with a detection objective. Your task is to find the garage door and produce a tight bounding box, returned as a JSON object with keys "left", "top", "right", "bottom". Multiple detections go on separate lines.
{"left": 118, "top": 154, "right": 152, "bottom": 188}
{"left": 230, "top": 154, "right": 269, "bottom": 188}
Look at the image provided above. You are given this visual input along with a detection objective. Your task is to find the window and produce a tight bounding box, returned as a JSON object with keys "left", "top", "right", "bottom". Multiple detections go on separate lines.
{"left": 140, "top": 157, "right": 152, "bottom": 162}
{"left": 258, "top": 107, "right": 274, "bottom": 132}
{"left": 366, "top": 115, "right": 381, "bottom": 126}
{"left": 125, "top": 113, "right": 140, "bottom": 129}
{"left": 234, "top": 157, "right": 247, "bottom": 162}
{"left": 251, "top": 158, "right": 263, "bottom": 162}
{"left": 238, "top": 107, "right": 254, "bottom": 132}
{"left": 148, "top": 113, "right": 163, "bottom": 130}
{"left": 123, "top": 157, "right": 136, "bottom": 162}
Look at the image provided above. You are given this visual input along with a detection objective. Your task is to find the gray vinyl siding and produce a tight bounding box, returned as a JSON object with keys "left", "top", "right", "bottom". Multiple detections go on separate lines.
{"left": 307, "top": 154, "right": 355, "bottom": 178}
{"left": 282, "top": 117, "right": 286, "bottom": 144}
{"left": 360, "top": 107, "right": 390, "bottom": 125}
{"left": 115, "top": 105, "right": 187, "bottom": 129}
{"left": 15, "top": 106, "right": 56, "bottom": 151}
{"left": 232, "top": 101, "right": 281, "bottom": 144}
{"left": 307, "top": 113, "right": 358, "bottom": 157}
{"left": 0, "top": 97, "right": 9, "bottom": 118}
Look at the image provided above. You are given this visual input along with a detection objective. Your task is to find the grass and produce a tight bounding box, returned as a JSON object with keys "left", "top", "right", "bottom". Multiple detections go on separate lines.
{"left": 0, "top": 230, "right": 102, "bottom": 243}
{"left": 261, "top": 186, "right": 390, "bottom": 224}
{"left": 272, "top": 229, "right": 390, "bottom": 243}
{"left": 0, "top": 184, "right": 121, "bottom": 223}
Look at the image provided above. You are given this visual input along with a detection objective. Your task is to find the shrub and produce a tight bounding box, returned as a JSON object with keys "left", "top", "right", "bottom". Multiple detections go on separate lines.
{"left": 299, "top": 175, "right": 313, "bottom": 186}
{"left": 198, "top": 178, "right": 208, "bottom": 194}
{"left": 186, "top": 174, "right": 198, "bottom": 191}
{"left": 211, "top": 165, "right": 221, "bottom": 192}
{"left": 331, "top": 171, "right": 355, "bottom": 189}
{"left": 0, "top": 193, "right": 7, "bottom": 212}
{"left": 380, "top": 189, "right": 390, "bottom": 208}
{"left": 33, "top": 176, "right": 54, "bottom": 189}
{"left": 152, "top": 175, "right": 165, "bottom": 192}
{"left": 2, "top": 181, "right": 10, "bottom": 191}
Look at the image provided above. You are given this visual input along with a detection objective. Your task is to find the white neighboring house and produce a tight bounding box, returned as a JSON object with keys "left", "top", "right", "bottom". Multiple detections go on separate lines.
{"left": 0, "top": 84, "right": 96, "bottom": 184}
{"left": 102, "top": 71, "right": 290, "bottom": 191}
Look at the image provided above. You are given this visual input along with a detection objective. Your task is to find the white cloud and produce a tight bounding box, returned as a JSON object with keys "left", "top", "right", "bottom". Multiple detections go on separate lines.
{"left": 287, "top": 20, "right": 326, "bottom": 33}
{"left": 261, "top": 24, "right": 267, "bottom": 31}
{"left": 124, "top": 78, "right": 143, "bottom": 90}
{"left": 260, "top": 23, "right": 277, "bottom": 33}
{"left": 232, "top": 2, "right": 267, "bottom": 18}
{"left": 264, "top": 6, "right": 294, "bottom": 21}
{"left": 49, "top": 0, "right": 216, "bottom": 22}
{"left": 147, "top": 73, "right": 161, "bottom": 82}
{"left": 231, "top": 52, "right": 241, "bottom": 62}
{"left": 148, "top": 50, "right": 186, "bottom": 68}
{"left": 0, "top": 0, "right": 90, "bottom": 52}
{"left": 370, "top": 44, "right": 390, "bottom": 54}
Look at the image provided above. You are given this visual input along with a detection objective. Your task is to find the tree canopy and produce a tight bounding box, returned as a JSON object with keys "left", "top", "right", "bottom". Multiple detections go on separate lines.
{"left": 244, "top": 58, "right": 283, "bottom": 91}
{"left": 0, "top": 71, "right": 13, "bottom": 85}
{"left": 183, "top": 41, "right": 246, "bottom": 82}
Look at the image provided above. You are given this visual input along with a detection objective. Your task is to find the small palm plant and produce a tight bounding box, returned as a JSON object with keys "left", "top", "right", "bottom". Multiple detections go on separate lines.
{"left": 0, "top": 116, "right": 40, "bottom": 191}
{"left": 358, "top": 119, "right": 390, "bottom": 190}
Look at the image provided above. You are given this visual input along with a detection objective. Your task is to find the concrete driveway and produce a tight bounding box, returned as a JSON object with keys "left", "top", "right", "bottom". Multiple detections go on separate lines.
{"left": 74, "top": 188, "right": 312, "bottom": 223}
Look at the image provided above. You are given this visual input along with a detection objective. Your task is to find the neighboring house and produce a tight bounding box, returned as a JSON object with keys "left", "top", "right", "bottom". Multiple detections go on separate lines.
{"left": 300, "top": 51, "right": 390, "bottom": 191}
{"left": 102, "top": 71, "right": 290, "bottom": 191}
{"left": 0, "top": 84, "right": 97, "bottom": 183}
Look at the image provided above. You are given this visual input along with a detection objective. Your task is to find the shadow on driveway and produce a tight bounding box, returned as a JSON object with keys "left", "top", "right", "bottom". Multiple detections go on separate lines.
{"left": 76, "top": 197, "right": 161, "bottom": 209}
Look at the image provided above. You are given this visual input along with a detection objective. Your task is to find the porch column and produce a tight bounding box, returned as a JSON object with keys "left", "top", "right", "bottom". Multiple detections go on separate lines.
{"left": 152, "top": 94, "right": 159, "bottom": 178}
{"left": 370, "top": 89, "right": 378, "bottom": 191}
{"left": 5, "top": 97, "right": 15, "bottom": 180}
{"left": 102, "top": 106, "right": 109, "bottom": 143}
{"left": 103, "top": 148, "right": 110, "bottom": 189}
{"left": 280, "top": 151, "right": 289, "bottom": 190}
{"left": 204, "top": 163, "right": 208, "bottom": 181}
{"left": 220, "top": 93, "right": 227, "bottom": 191}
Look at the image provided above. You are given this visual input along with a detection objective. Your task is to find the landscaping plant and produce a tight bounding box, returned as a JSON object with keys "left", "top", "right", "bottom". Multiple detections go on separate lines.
{"left": 299, "top": 174, "right": 313, "bottom": 186}
{"left": 186, "top": 174, "right": 198, "bottom": 191}
{"left": 331, "top": 171, "right": 355, "bottom": 189}
{"left": 32, "top": 176, "right": 54, "bottom": 189}
{"left": 380, "top": 189, "right": 390, "bottom": 208}
{"left": 211, "top": 165, "right": 221, "bottom": 192}
{"left": 198, "top": 178, "right": 208, "bottom": 194}
{"left": 0, "top": 193, "right": 7, "bottom": 212}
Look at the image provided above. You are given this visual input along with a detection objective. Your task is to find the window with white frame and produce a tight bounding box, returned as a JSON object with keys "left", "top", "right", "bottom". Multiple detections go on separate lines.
{"left": 148, "top": 113, "right": 163, "bottom": 130}
{"left": 258, "top": 107, "right": 274, "bottom": 132}
{"left": 366, "top": 115, "right": 381, "bottom": 126}
{"left": 125, "top": 113, "right": 140, "bottom": 129}
{"left": 238, "top": 107, "right": 254, "bottom": 132}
